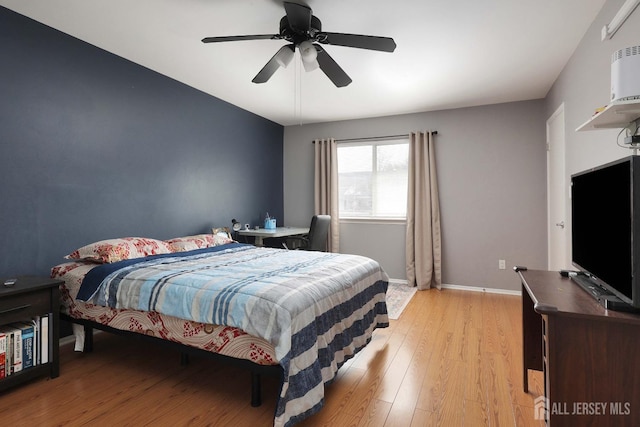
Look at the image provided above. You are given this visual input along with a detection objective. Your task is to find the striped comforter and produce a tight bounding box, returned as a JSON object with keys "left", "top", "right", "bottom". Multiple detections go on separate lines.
{"left": 77, "top": 243, "right": 389, "bottom": 427}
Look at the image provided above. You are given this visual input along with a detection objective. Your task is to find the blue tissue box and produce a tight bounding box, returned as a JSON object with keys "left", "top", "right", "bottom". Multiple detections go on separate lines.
{"left": 265, "top": 218, "right": 276, "bottom": 230}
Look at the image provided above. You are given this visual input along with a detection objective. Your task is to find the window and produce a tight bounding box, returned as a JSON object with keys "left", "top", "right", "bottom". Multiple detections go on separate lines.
{"left": 337, "top": 139, "right": 409, "bottom": 219}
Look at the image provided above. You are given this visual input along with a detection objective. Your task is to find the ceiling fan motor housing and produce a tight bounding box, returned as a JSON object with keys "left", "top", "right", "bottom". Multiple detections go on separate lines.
{"left": 279, "top": 15, "right": 322, "bottom": 45}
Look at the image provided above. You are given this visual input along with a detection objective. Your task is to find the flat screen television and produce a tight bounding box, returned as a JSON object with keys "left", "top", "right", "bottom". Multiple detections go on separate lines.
{"left": 571, "top": 155, "right": 640, "bottom": 311}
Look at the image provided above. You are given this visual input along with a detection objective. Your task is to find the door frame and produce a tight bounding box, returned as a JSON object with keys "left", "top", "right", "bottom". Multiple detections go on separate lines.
{"left": 546, "top": 103, "right": 568, "bottom": 270}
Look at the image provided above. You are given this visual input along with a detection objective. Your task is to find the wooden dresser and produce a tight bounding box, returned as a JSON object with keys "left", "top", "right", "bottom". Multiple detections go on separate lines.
{"left": 518, "top": 269, "right": 640, "bottom": 426}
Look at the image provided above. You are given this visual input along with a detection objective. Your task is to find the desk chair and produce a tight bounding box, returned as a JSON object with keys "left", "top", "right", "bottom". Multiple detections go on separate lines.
{"left": 287, "top": 215, "right": 331, "bottom": 252}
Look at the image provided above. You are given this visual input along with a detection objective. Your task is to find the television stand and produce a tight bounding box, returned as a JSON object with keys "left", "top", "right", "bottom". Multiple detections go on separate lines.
{"left": 571, "top": 274, "right": 640, "bottom": 313}
{"left": 518, "top": 269, "right": 640, "bottom": 426}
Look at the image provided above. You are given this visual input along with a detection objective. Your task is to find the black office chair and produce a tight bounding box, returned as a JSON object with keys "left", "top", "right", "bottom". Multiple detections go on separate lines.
{"left": 286, "top": 215, "right": 331, "bottom": 252}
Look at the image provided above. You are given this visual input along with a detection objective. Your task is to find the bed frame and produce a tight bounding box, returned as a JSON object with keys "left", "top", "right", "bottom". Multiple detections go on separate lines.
{"left": 61, "top": 313, "right": 284, "bottom": 407}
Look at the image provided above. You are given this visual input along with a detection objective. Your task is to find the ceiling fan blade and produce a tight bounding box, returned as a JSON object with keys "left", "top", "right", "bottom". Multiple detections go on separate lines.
{"left": 319, "top": 32, "right": 396, "bottom": 52}
{"left": 315, "top": 45, "right": 352, "bottom": 88}
{"left": 202, "top": 34, "right": 279, "bottom": 43}
{"left": 284, "top": 2, "right": 312, "bottom": 32}
{"left": 252, "top": 45, "right": 294, "bottom": 84}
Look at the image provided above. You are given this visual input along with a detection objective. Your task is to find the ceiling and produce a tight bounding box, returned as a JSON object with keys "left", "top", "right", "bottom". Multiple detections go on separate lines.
{"left": 1, "top": 0, "right": 606, "bottom": 126}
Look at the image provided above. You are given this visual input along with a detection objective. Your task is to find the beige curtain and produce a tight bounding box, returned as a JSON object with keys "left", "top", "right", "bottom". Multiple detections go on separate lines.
{"left": 406, "top": 131, "right": 442, "bottom": 290}
{"left": 314, "top": 138, "right": 340, "bottom": 252}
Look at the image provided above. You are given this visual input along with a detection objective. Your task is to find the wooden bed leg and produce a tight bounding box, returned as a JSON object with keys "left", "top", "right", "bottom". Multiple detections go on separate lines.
{"left": 180, "top": 352, "right": 189, "bottom": 366}
{"left": 251, "top": 372, "right": 262, "bottom": 407}
{"left": 84, "top": 325, "right": 94, "bottom": 353}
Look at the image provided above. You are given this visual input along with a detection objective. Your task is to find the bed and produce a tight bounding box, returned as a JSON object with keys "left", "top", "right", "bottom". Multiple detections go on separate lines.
{"left": 51, "top": 236, "right": 389, "bottom": 427}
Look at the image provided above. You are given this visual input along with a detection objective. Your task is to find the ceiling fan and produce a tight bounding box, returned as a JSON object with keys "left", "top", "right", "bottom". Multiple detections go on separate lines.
{"left": 201, "top": 2, "right": 396, "bottom": 88}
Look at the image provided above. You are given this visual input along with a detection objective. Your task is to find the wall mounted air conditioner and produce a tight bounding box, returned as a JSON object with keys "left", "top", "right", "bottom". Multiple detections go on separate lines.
{"left": 611, "top": 45, "right": 640, "bottom": 102}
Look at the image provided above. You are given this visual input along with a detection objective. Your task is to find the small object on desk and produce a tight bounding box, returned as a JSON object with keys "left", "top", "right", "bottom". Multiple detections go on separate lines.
{"left": 513, "top": 266, "right": 527, "bottom": 272}
{"left": 254, "top": 225, "right": 260, "bottom": 230}
{"left": 599, "top": 294, "right": 640, "bottom": 313}
{"left": 264, "top": 212, "right": 276, "bottom": 230}
{"left": 3, "top": 278, "right": 17, "bottom": 287}
{"left": 559, "top": 269, "right": 581, "bottom": 277}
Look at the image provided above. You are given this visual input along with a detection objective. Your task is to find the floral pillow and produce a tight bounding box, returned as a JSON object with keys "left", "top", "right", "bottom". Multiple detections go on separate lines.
{"left": 66, "top": 237, "right": 173, "bottom": 263}
{"left": 166, "top": 233, "right": 234, "bottom": 252}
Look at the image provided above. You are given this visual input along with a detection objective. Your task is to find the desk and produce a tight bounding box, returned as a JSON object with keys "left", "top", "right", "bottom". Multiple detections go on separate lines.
{"left": 518, "top": 269, "right": 640, "bottom": 426}
{"left": 237, "top": 227, "right": 309, "bottom": 246}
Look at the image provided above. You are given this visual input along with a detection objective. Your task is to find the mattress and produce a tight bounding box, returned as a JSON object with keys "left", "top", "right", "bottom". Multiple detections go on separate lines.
{"left": 51, "top": 261, "right": 278, "bottom": 365}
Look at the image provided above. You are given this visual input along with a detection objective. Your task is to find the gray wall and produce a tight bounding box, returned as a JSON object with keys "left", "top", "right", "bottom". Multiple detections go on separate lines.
{"left": 284, "top": 100, "right": 547, "bottom": 291}
{"left": 0, "top": 7, "right": 283, "bottom": 278}
{"left": 545, "top": 0, "right": 640, "bottom": 264}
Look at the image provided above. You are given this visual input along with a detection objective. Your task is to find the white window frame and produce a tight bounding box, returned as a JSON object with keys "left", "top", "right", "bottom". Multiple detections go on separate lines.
{"left": 337, "top": 137, "right": 409, "bottom": 221}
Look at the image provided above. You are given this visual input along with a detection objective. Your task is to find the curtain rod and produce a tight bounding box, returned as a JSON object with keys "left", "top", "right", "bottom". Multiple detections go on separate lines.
{"left": 312, "top": 131, "right": 437, "bottom": 144}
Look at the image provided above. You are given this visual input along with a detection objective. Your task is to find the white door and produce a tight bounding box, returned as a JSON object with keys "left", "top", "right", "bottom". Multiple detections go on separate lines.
{"left": 547, "top": 103, "right": 569, "bottom": 270}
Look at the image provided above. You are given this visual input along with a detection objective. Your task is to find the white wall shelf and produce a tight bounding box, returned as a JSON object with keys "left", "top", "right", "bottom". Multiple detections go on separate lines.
{"left": 576, "top": 99, "right": 640, "bottom": 131}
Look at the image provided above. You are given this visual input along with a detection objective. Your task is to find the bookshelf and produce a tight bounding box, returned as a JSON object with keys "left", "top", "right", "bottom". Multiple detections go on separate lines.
{"left": 0, "top": 276, "right": 61, "bottom": 390}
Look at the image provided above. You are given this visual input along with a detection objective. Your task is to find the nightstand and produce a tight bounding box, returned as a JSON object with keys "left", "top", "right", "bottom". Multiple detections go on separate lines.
{"left": 0, "top": 276, "right": 61, "bottom": 391}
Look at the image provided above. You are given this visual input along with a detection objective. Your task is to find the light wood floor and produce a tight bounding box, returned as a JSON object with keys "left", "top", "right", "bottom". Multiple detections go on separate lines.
{"left": 0, "top": 289, "right": 545, "bottom": 426}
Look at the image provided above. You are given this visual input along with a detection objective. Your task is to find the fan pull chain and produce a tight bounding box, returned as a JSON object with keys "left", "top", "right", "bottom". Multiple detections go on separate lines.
{"left": 293, "top": 49, "right": 303, "bottom": 125}
{"left": 293, "top": 50, "right": 298, "bottom": 122}
{"left": 298, "top": 54, "right": 303, "bottom": 126}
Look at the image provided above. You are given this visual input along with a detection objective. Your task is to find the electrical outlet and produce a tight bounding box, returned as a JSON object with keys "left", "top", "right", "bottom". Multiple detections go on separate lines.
{"left": 499, "top": 259, "right": 506, "bottom": 270}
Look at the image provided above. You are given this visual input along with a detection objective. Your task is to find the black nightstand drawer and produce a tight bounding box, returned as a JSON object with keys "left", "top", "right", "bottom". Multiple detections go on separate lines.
{"left": 0, "top": 289, "right": 51, "bottom": 320}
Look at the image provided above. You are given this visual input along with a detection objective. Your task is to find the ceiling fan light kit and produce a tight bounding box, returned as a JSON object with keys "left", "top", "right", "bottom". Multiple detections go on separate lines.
{"left": 299, "top": 40, "right": 317, "bottom": 62}
{"left": 302, "top": 58, "right": 319, "bottom": 72}
{"left": 202, "top": 2, "right": 396, "bottom": 87}
{"left": 300, "top": 40, "right": 319, "bottom": 71}
{"left": 274, "top": 45, "right": 295, "bottom": 68}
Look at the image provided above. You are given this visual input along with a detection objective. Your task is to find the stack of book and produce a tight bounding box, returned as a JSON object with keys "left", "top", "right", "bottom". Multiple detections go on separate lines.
{"left": 0, "top": 314, "right": 50, "bottom": 379}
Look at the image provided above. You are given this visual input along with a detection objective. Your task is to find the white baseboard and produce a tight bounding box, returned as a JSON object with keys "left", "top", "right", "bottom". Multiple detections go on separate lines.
{"left": 388, "top": 278, "right": 521, "bottom": 296}
{"left": 60, "top": 335, "right": 75, "bottom": 346}
{"left": 441, "top": 283, "right": 521, "bottom": 296}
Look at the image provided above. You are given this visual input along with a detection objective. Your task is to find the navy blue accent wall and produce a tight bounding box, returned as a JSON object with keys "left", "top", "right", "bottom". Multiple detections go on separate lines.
{"left": 0, "top": 7, "right": 284, "bottom": 277}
